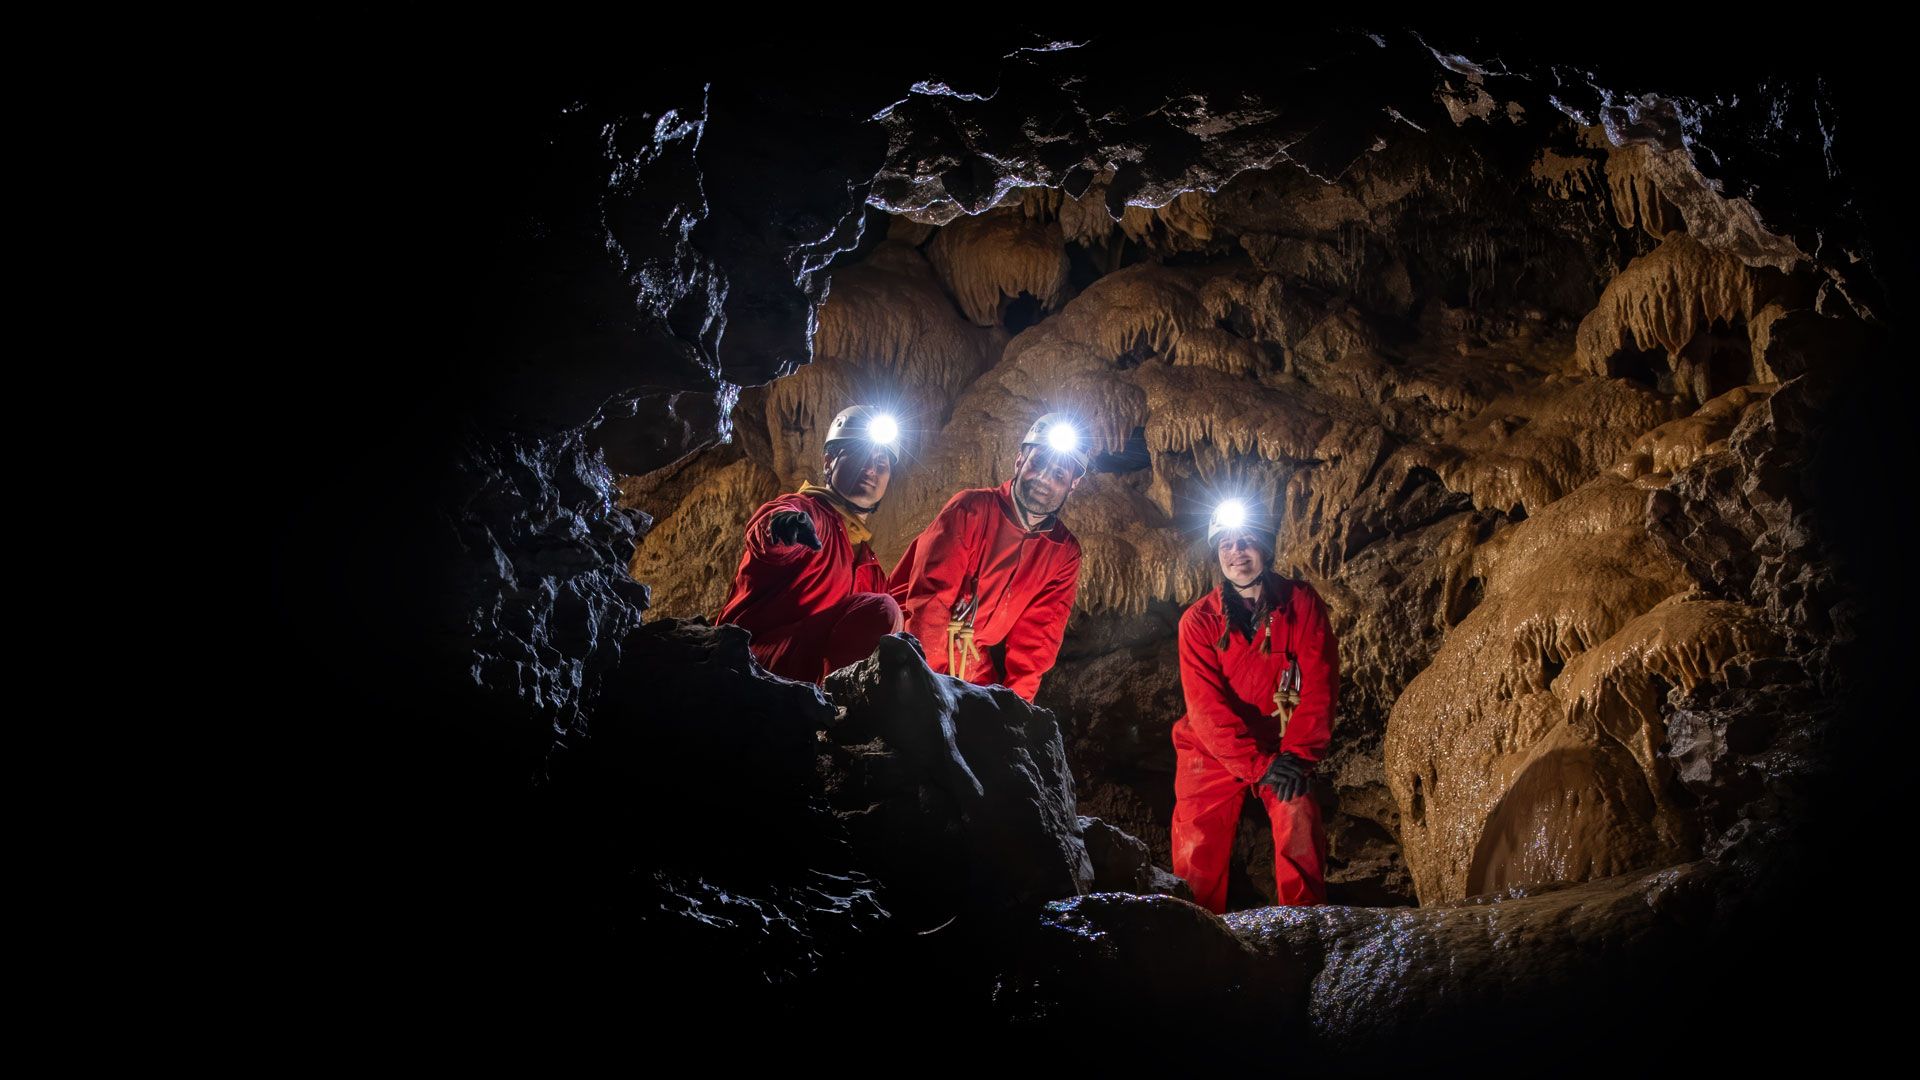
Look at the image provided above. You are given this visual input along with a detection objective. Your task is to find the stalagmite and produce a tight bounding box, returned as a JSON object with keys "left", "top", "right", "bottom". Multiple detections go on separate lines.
{"left": 1375, "top": 420, "right": 1801, "bottom": 902}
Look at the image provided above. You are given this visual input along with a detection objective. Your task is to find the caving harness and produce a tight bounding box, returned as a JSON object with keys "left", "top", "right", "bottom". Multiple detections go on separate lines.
{"left": 1218, "top": 575, "right": 1303, "bottom": 739}
{"left": 948, "top": 499, "right": 1059, "bottom": 683}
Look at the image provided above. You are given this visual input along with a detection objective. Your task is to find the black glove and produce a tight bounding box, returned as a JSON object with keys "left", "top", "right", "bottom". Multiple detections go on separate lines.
{"left": 766, "top": 510, "right": 822, "bottom": 551}
{"left": 1259, "top": 752, "right": 1310, "bottom": 802}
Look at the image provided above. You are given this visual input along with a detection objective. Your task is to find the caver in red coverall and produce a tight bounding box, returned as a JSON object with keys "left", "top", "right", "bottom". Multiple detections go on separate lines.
{"left": 887, "top": 480, "right": 1081, "bottom": 702}
{"left": 1172, "top": 574, "right": 1338, "bottom": 912}
{"left": 717, "top": 489, "right": 903, "bottom": 684}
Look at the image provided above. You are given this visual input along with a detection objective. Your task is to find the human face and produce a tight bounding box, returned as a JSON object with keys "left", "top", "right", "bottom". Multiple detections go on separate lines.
{"left": 825, "top": 443, "right": 892, "bottom": 507}
{"left": 1014, "top": 445, "right": 1083, "bottom": 519}
{"left": 1216, "top": 529, "right": 1268, "bottom": 587}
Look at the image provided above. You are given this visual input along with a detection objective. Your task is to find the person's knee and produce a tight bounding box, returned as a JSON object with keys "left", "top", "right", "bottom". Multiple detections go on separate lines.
{"left": 819, "top": 593, "right": 903, "bottom": 671}
{"left": 850, "top": 591, "right": 903, "bottom": 634}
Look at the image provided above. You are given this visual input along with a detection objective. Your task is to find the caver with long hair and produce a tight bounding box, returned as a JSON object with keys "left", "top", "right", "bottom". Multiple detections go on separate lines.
{"left": 1170, "top": 499, "right": 1339, "bottom": 912}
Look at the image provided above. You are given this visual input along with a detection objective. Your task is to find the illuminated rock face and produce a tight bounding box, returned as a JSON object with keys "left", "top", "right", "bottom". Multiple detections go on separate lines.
{"left": 620, "top": 88, "right": 1865, "bottom": 906}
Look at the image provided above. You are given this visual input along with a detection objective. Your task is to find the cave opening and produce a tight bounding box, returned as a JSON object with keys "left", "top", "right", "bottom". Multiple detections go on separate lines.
{"left": 999, "top": 290, "right": 1046, "bottom": 333}
{"left": 1608, "top": 344, "right": 1670, "bottom": 391}
{"left": 1685, "top": 314, "right": 1758, "bottom": 401}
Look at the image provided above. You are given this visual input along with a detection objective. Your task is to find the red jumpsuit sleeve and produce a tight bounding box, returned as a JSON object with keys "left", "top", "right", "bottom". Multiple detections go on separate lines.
{"left": 1178, "top": 606, "right": 1277, "bottom": 786}
{"left": 742, "top": 495, "right": 821, "bottom": 568}
{"left": 1002, "top": 543, "right": 1080, "bottom": 702}
{"left": 1278, "top": 583, "right": 1339, "bottom": 765}
{"left": 889, "top": 491, "right": 978, "bottom": 677}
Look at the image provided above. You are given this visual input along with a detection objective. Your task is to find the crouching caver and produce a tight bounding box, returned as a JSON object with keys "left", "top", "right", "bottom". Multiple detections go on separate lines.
{"left": 888, "top": 412, "right": 1085, "bottom": 702}
{"left": 717, "top": 405, "right": 905, "bottom": 684}
{"left": 1171, "top": 499, "right": 1339, "bottom": 912}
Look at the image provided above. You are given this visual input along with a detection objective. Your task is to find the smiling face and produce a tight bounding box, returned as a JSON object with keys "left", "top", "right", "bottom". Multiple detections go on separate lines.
{"left": 1013, "top": 445, "right": 1084, "bottom": 519}
{"left": 1216, "top": 529, "right": 1269, "bottom": 587}
{"left": 824, "top": 442, "right": 893, "bottom": 508}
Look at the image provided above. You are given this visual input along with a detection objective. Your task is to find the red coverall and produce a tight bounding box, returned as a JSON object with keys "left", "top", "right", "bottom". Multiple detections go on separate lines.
{"left": 716, "top": 491, "right": 903, "bottom": 684}
{"left": 887, "top": 481, "right": 1081, "bottom": 702}
{"left": 1171, "top": 576, "right": 1338, "bottom": 912}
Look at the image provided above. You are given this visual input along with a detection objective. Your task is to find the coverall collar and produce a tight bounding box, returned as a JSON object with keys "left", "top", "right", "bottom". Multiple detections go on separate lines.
{"left": 1217, "top": 570, "right": 1286, "bottom": 649}
{"left": 996, "top": 479, "right": 1071, "bottom": 541}
{"left": 796, "top": 483, "right": 874, "bottom": 545}
{"left": 1227, "top": 569, "right": 1280, "bottom": 606}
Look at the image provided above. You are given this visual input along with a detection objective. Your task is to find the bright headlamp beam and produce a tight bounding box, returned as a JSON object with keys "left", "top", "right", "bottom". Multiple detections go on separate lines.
{"left": 1046, "top": 422, "right": 1079, "bottom": 453}
{"left": 1215, "top": 499, "right": 1248, "bottom": 529}
{"left": 867, "top": 413, "right": 899, "bottom": 446}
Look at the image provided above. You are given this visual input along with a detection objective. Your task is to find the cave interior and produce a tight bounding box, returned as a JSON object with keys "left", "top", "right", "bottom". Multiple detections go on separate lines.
{"left": 293, "top": 27, "right": 1909, "bottom": 1066}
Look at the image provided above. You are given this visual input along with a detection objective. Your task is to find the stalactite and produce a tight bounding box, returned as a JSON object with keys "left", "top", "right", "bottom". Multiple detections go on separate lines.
{"left": 1604, "top": 142, "right": 1683, "bottom": 239}
{"left": 927, "top": 207, "right": 1073, "bottom": 326}
{"left": 1528, "top": 145, "right": 1603, "bottom": 201}
{"left": 1559, "top": 595, "right": 1784, "bottom": 786}
{"left": 1575, "top": 232, "right": 1791, "bottom": 379}
{"left": 769, "top": 240, "right": 997, "bottom": 487}
{"left": 1134, "top": 362, "right": 1350, "bottom": 463}
{"left": 1060, "top": 477, "right": 1213, "bottom": 616}
{"left": 1020, "top": 171, "right": 1217, "bottom": 253}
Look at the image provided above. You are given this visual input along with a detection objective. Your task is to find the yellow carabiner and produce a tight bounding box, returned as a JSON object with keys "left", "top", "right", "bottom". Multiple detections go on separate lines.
{"left": 946, "top": 616, "right": 982, "bottom": 682}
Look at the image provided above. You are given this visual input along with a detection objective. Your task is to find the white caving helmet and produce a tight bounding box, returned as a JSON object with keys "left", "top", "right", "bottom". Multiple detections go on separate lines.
{"left": 824, "top": 405, "right": 902, "bottom": 467}
{"left": 1207, "top": 498, "right": 1276, "bottom": 557}
{"left": 1019, "top": 412, "right": 1090, "bottom": 476}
